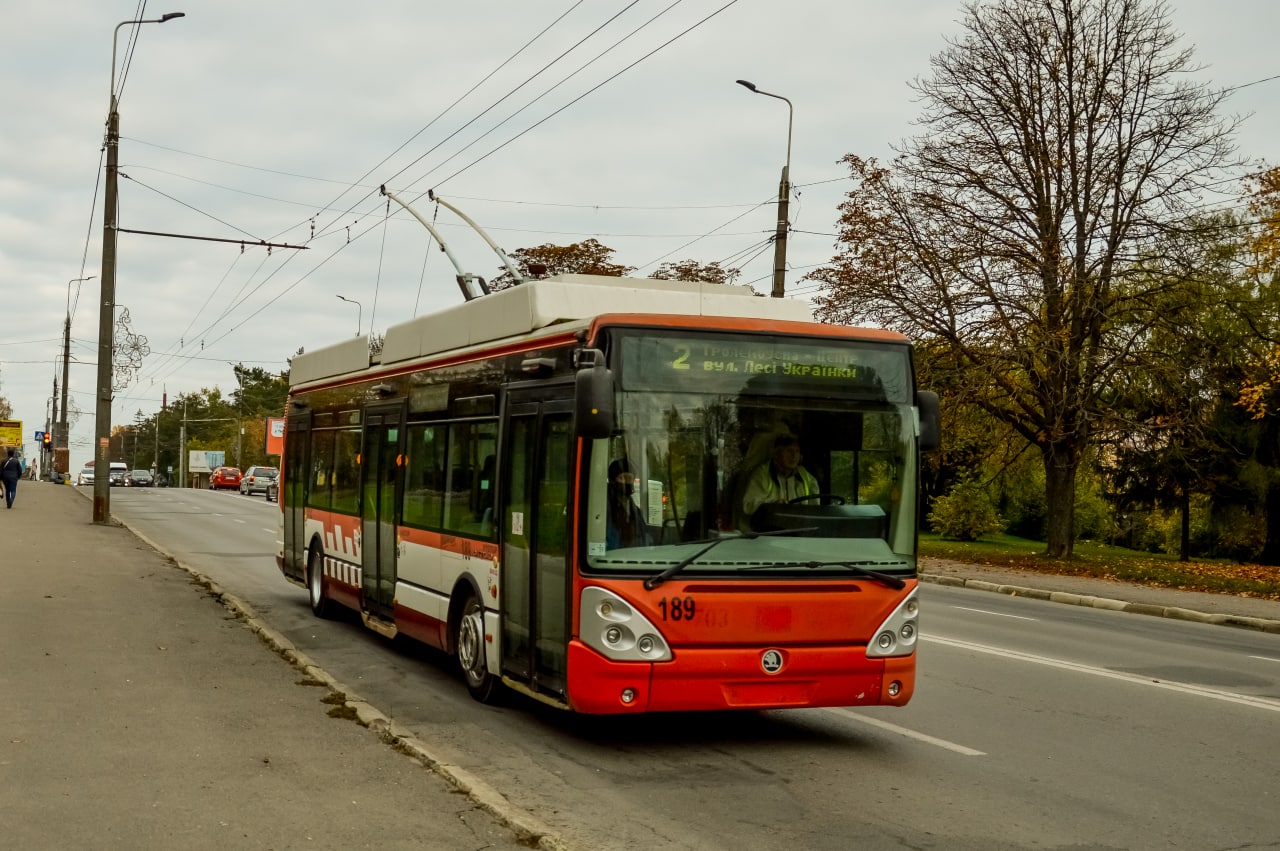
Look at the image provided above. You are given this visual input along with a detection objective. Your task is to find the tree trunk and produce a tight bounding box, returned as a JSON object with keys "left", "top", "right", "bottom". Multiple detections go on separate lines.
{"left": 1259, "top": 479, "right": 1280, "bottom": 566}
{"left": 1179, "top": 484, "right": 1191, "bottom": 562}
{"left": 1042, "top": 444, "right": 1078, "bottom": 559}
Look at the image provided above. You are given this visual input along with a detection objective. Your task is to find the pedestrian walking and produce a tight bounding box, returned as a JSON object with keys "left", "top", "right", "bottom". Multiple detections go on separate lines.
{"left": 1, "top": 449, "right": 22, "bottom": 508}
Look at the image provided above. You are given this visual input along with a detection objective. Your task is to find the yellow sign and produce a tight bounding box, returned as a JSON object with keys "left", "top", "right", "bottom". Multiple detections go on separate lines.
{"left": 0, "top": 420, "right": 22, "bottom": 446}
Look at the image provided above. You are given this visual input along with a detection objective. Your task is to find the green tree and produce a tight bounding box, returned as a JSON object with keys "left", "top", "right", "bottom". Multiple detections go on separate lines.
{"left": 806, "top": 0, "right": 1236, "bottom": 558}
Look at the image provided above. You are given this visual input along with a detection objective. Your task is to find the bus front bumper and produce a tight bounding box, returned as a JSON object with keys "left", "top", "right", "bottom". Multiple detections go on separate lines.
{"left": 566, "top": 640, "right": 914, "bottom": 714}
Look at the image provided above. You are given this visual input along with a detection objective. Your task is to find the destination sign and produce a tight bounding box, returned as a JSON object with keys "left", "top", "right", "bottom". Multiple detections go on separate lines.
{"left": 621, "top": 336, "right": 909, "bottom": 402}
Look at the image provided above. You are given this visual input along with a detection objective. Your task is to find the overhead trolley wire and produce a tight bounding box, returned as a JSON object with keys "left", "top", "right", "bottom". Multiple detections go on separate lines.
{"left": 129, "top": 3, "right": 748, "bottom": 394}
{"left": 137, "top": 3, "right": 597, "bottom": 388}
{"left": 424, "top": 0, "right": 744, "bottom": 194}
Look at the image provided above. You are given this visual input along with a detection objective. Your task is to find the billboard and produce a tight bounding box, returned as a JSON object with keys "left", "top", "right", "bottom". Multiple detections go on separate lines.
{"left": 0, "top": 420, "right": 22, "bottom": 446}
{"left": 265, "top": 417, "right": 285, "bottom": 456}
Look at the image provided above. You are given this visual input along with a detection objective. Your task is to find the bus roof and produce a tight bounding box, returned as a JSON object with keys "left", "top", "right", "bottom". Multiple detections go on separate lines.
{"left": 291, "top": 275, "right": 815, "bottom": 387}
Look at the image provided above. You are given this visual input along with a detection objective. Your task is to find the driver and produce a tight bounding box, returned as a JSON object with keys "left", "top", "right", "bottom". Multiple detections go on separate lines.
{"left": 741, "top": 434, "right": 819, "bottom": 520}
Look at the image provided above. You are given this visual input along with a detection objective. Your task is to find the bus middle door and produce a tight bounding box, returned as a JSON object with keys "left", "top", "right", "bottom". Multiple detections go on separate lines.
{"left": 361, "top": 404, "right": 404, "bottom": 624}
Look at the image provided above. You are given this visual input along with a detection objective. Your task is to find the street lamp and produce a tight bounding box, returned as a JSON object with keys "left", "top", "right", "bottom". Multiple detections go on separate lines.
{"left": 94, "top": 11, "right": 185, "bottom": 524}
{"left": 336, "top": 295, "right": 363, "bottom": 336}
{"left": 736, "top": 79, "right": 793, "bottom": 299}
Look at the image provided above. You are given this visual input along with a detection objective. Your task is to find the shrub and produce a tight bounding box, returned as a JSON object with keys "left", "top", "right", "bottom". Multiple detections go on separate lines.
{"left": 928, "top": 475, "right": 1004, "bottom": 541}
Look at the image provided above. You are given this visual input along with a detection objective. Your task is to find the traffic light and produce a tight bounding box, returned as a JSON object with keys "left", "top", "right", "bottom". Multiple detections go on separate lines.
{"left": 42, "top": 430, "right": 51, "bottom": 448}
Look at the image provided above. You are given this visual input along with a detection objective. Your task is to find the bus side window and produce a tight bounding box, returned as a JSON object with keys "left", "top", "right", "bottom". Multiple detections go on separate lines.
{"left": 307, "top": 430, "right": 336, "bottom": 511}
{"left": 441, "top": 421, "right": 497, "bottom": 540}
{"left": 330, "top": 428, "right": 361, "bottom": 514}
{"left": 403, "top": 423, "right": 445, "bottom": 529}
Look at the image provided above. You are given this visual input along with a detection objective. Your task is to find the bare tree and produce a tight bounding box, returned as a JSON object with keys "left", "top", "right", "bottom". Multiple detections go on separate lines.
{"left": 807, "top": 0, "right": 1237, "bottom": 557}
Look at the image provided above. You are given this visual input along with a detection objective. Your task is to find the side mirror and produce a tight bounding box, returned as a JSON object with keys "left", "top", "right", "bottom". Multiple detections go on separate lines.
{"left": 575, "top": 348, "right": 615, "bottom": 439}
{"left": 917, "top": 390, "right": 941, "bottom": 452}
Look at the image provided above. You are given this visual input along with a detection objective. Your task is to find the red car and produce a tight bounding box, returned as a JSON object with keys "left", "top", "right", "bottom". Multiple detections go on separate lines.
{"left": 209, "top": 467, "right": 242, "bottom": 490}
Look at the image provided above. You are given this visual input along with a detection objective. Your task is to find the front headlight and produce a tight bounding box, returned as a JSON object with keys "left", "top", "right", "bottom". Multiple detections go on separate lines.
{"left": 580, "top": 587, "right": 672, "bottom": 662}
{"left": 867, "top": 591, "right": 919, "bottom": 658}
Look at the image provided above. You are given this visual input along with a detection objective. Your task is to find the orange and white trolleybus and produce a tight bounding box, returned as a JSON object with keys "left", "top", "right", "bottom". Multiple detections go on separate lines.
{"left": 276, "top": 274, "right": 940, "bottom": 714}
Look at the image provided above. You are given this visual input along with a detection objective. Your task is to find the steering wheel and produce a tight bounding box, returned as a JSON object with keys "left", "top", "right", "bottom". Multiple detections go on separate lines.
{"left": 787, "top": 493, "right": 846, "bottom": 506}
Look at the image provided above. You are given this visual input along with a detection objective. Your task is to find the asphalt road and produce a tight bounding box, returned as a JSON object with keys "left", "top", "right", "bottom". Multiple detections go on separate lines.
{"left": 106, "top": 486, "right": 1280, "bottom": 851}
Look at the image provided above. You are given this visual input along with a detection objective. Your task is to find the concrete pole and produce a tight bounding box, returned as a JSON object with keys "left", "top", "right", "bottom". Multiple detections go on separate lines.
{"left": 93, "top": 104, "right": 119, "bottom": 524}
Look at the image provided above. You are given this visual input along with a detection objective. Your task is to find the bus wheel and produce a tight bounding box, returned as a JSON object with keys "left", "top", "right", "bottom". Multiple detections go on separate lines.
{"left": 456, "top": 593, "right": 499, "bottom": 703}
{"left": 308, "top": 546, "right": 335, "bottom": 619}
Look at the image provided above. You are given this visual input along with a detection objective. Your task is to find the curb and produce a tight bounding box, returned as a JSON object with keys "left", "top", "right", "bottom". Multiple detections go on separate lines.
{"left": 919, "top": 573, "right": 1280, "bottom": 634}
{"left": 113, "top": 509, "right": 573, "bottom": 851}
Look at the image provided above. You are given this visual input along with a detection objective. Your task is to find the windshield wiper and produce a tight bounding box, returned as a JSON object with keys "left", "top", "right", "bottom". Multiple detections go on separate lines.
{"left": 643, "top": 527, "right": 817, "bottom": 590}
{"left": 740, "top": 559, "right": 909, "bottom": 589}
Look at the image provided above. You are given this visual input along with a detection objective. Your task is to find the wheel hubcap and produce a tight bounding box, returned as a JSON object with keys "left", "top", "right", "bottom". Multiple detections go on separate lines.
{"left": 459, "top": 605, "right": 484, "bottom": 685}
{"left": 309, "top": 556, "right": 322, "bottom": 605}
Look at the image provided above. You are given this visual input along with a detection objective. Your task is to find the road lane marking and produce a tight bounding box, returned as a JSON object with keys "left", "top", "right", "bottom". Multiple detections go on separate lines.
{"left": 1249, "top": 655, "right": 1280, "bottom": 664}
{"left": 824, "top": 707, "right": 986, "bottom": 756}
{"left": 926, "top": 635, "right": 1280, "bottom": 713}
{"left": 233, "top": 518, "right": 246, "bottom": 524}
{"left": 262, "top": 528, "right": 275, "bottom": 534}
{"left": 951, "top": 606, "right": 1038, "bottom": 621}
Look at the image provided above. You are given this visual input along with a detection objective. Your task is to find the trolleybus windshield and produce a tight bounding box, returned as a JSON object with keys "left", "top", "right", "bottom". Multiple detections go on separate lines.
{"left": 584, "top": 331, "right": 921, "bottom": 577}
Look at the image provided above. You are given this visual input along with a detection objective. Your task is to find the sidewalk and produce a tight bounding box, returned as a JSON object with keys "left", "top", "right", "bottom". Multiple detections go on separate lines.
{"left": 920, "top": 556, "right": 1280, "bottom": 633}
{"left": 0, "top": 482, "right": 538, "bottom": 850}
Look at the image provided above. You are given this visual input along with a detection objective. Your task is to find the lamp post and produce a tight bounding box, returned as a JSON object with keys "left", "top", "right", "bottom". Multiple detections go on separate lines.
{"left": 736, "top": 79, "right": 793, "bottom": 299}
{"left": 59, "top": 276, "right": 93, "bottom": 479}
{"left": 94, "top": 11, "right": 184, "bottom": 523}
{"left": 336, "top": 295, "right": 362, "bottom": 336}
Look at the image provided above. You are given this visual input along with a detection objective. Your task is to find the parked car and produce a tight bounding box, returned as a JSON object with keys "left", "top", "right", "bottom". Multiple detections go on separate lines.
{"left": 209, "top": 467, "right": 242, "bottom": 490}
{"left": 108, "top": 462, "right": 129, "bottom": 486}
{"left": 76, "top": 466, "right": 95, "bottom": 487}
{"left": 239, "top": 465, "right": 278, "bottom": 496}
{"left": 126, "top": 469, "right": 155, "bottom": 487}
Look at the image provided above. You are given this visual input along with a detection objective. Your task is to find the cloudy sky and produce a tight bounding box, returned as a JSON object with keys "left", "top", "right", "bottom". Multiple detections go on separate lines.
{"left": 1, "top": 0, "right": 1276, "bottom": 473}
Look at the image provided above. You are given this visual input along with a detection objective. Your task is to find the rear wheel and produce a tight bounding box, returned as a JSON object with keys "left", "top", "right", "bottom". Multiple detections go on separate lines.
{"left": 455, "top": 592, "right": 500, "bottom": 703}
{"left": 308, "top": 546, "right": 336, "bottom": 618}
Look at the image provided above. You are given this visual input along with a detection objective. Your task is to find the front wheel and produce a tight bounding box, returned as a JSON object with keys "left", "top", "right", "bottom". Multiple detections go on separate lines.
{"left": 455, "top": 592, "right": 500, "bottom": 703}
{"left": 308, "top": 546, "right": 336, "bottom": 619}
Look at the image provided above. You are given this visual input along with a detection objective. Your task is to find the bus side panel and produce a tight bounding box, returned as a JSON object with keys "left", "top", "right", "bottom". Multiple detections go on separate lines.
{"left": 393, "top": 586, "right": 448, "bottom": 650}
{"left": 309, "top": 509, "right": 362, "bottom": 613}
{"left": 393, "top": 529, "right": 499, "bottom": 650}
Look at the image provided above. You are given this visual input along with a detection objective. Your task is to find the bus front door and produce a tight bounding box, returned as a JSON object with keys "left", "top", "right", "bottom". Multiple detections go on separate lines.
{"left": 361, "top": 405, "right": 404, "bottom": 622}
{"left": 500, "top": 398, "right": 573, "bottom": 700}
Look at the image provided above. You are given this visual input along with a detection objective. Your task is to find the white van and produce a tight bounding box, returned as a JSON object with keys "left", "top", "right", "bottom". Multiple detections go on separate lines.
{"left": 108, "top": 461, "right": 128, "bottom": 486}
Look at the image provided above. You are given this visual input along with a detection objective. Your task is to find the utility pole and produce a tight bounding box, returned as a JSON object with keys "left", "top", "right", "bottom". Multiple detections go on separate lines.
{"left": 180, "top": 401, "right": 187, "bottom": 488}
{"left": 94, "top": 12, "right": 185, "bottom": 524}
{"left": 58, "top": 279, "right": 87, "bottom": 481}
{"left": 50, "top": 374, "right": 59, "bottom": 480}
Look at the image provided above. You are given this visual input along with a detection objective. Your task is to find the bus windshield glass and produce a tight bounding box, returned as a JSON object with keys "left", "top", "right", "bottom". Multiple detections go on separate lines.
{"left": 584, "top": 331, "right": 921, "bottom": 577}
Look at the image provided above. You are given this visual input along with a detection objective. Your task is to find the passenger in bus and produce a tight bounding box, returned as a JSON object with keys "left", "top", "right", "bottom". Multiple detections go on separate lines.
{"left": 606, "top": 458, "right": 652, "bottom": 549}
{"left": 740, "top": 434, "right": 819, "bottom": 522}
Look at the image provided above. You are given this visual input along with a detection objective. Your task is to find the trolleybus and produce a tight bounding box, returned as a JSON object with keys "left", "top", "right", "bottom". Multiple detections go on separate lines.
{"left": 276, "top": 274, "right": 940, "bottom": 713}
